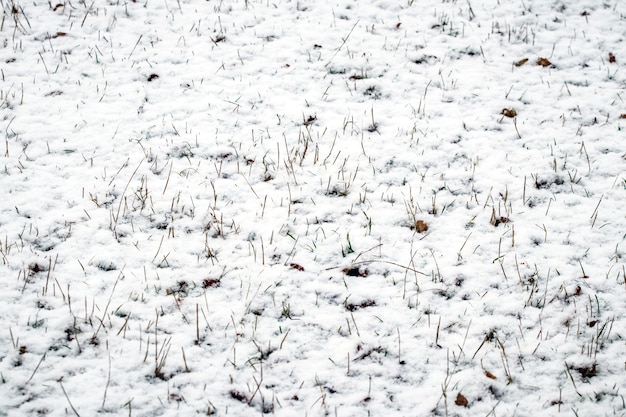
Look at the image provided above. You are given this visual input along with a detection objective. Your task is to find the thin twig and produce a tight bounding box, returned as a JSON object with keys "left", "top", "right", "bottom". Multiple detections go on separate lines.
{"left": 113, "top": 159, "right": 144, "bottom": 233}
{"left": 324, "top": 20, "right": 359, "bottom": 68}
{"left": 127, "top": 34, "right": 143, "bottom": 60}
{"left": 25, "top": 352, "right": 46, "bottom": 384}
{"left": 101, "top": 348, "right": 111, "bottom": 410}
{"left": 59, "top": 379, "right": 81, "bottom": 417}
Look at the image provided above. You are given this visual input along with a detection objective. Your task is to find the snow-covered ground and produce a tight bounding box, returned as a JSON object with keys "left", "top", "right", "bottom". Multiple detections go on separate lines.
{"left": 0, "top": 0, "right": 624, "bottom": 415}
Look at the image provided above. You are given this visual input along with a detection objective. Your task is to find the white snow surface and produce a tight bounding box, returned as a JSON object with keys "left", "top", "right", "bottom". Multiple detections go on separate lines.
{"left": 0, "top": 0, "right": 625, "bottom": 416}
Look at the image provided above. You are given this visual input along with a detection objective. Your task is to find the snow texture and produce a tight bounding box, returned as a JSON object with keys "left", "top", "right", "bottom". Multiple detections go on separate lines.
{"left": 0, "top": 0, "right": 624, "bottom": 416}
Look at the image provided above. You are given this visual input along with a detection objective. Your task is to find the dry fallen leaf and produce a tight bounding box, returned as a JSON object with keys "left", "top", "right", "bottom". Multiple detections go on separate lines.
{"left": 343, "top": 267, "right": 368, "bottom": 277}
{"left": 485, "top": 370, "right": 497, "bottom": 379}
{"left": 290, "top": 263, "right": 305, "bottom": 271}
{"left": 514, "top": 58, "right": 529, "bottom": 67}
{"left": 537, "top": 57, "right": 552, "bottom": 67}
{"left": 501, "top": 108, "right": 517, "bottom": 118}
{"left": 202, "top": 278, "right": 220, "bottom": 288}
{"left": 609, "top": 52, "right": 616, "bottom": 63}
{"left": 619, "top": 114, "right": 626, "bottom": 119}
{"left": 455, "top": 392, "right": 469, "bottom": 407}
{"left": 415, "top": 220, "right": 428, "bottom": 233}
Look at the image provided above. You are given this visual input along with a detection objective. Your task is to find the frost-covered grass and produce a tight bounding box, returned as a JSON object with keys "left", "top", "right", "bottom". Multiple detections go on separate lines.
{"left": 0, "top": 0, "right": 625, "bottom": 416}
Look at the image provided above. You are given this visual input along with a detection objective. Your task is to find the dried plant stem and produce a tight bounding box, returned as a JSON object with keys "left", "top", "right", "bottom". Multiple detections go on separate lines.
{"left": 324, "top": 20, "right": 359, "bottom": 68}
{"left": 101, "top": 348, "right": 111, "bottom": 410}
{"left": 25, "top": 352, "right": 46, "bottom": 384}
{"left": 59, "top": 379, "right": 81, "bottom": 417}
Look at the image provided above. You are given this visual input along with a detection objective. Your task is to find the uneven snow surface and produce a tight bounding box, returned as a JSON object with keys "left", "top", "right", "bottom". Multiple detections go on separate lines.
{"left": 1, "top": 0, "right": 625, "bottom": 416}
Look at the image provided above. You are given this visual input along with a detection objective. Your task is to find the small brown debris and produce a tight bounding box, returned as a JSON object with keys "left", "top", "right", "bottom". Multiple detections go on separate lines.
{"left": 619, "top": 114, "right": 626, "bottom": 119}
{"left": 346, "top": 299, "right": 376, "bottom": 311}
{"left": 313, "top": 44, "right": 322, "bottom": 49}
{"left": 229, "top": 390, "right": 248, "bottom": 402}
{"left": 490, "top": 209, "right": 510, "bottom": 227}
{"left": 202, "top": 278, "right": 220, "bottom": 288}
{"left": 303, "top": 114, "right": 317, "bottom": 126}
{"left": 514, "top": 58, "right": 529, "bottom": 67}
{"left": 147, "top": 73, "right": 159, "bottom": 82}
{"left": 485, "top": 370, "right": 497, "bottom": 379}
{"left": 395, "top": 22, "right": 402, "bottom": 29}
{"left": 290, "top": 263, "right": 305, "bottom": 272}
{"left": 537, "top": 57, "right": 552, "bottom": 67}
{"left": 501, "top": 108, "right": 517, "bottom": 118}
{"left": 415, "top": 220, "right": 428, "bottom": 233}
{"left": 29, "top": 263, "right": 46, "bottom": 273}
{"left": 455, "top": 392, "right": 469, "bottom": 407}
{"left": 609, "top": 52, "right": 616, "bottom": 63}
{"left": 343, "top": 267, "right": 368, "bottom": 277}
{"left": 53, "top": 3, "right": 64, "bottom": 11}
{"left": 492, "top": 216, "right": 509, "bottom": 227}
{"left": 580, "top": 10, "right": 589, "bottom": 16}
{"left": 575, "top": 363, "right": 597, "bottom": 380}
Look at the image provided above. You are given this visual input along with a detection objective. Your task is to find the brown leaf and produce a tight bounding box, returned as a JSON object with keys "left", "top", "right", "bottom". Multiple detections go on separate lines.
{"left": 455, "top": 392, "right": 469, "bottom": 407}
{"left": 230, "top": 390, "right": 248, "bottom": 402}
{"left": 415, "top": 220, "right": 428, "bottom": 233}
{"left": 202, "top": 278, "right": 220, "bottom": 288}
{"left": 514, "top": 58, "right": 528, "bottom": 67}
{"left": 501, "top": 108, "right": 517, "bottom": 118}
{"left": 290, "top": 263, "right": 305, "bottom": 272}
{"left": 485, "top": 370, "right": 497, "bottom": 379}
{"left": 537, "top": 57, "right": 552, "bottom": 67}
{"left": 619, "top": 114, "right": 626, "bottom": 119}
{"left": 343, "top": 267, "right": 368, "bottom": 277}
{"left": 609, "top": 52, "right": 616, "bottom": 63}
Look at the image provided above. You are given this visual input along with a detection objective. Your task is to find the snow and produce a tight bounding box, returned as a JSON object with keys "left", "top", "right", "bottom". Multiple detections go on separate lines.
{"left": 0, "top": 0, "right": 624, "bottom": 416}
